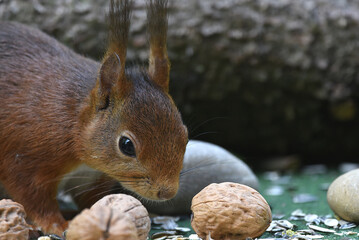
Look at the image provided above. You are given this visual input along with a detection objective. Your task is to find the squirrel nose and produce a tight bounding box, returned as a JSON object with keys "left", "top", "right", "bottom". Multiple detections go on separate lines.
{"left": 157, "top": 186, "right": 177, "bottom": 200}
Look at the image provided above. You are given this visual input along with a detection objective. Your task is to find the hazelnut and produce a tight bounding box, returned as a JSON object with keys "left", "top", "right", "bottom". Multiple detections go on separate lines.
{"left": 91, "top": 194, "right": 151, "bottom": 240}
{"left": 191, "top": 182, "right": 271, "bottom": 240}
{"left": 66, "top": 206, "right": 138, "bottom": 240}
{"left": 0, "top": 199, "right": 30, "bottom": 240}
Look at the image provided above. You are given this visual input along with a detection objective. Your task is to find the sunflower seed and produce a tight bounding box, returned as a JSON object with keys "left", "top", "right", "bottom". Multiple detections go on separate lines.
{"left": 339, "top": 220, "right": 357, "bottom": 229}
{"left": 188, "top": 234, "right": 201, "bottom": 240}
{"left": 276, "top": 220, "right": 295, "bottom": 229}
{"left": 152, "top": 216, "right": 180, "bottom": 230}
{"left": 48, "top": 235, "right": 62, "bottom": 240}
{"left": 296, "top": 234, "right": 324, "bottom": 239}
{"left": 266, "top": 221, "right": 287, "bottom": 232}
{"left": 343, "top": 231, "right": 358, "bottom": 235}
{"left": 167, "top": 236, "right": 185, "bottom": 239}
{"left": 266, "top": 223, "right": 287, "bottom": 232}
{"left": 324, "top": 218, "right": 339, "bottom": 228}
{"left": 291, "top": 209, "right": 306, "bottom": 217}
{"left": 309, "top": 235, "right": 325, "bottom": 239}
{"left": 289, "top": 209, "right": 306, "bottom": 221}
{"left": 38, "top": 237, "right": 51, "bottom": 240}
{"left": 152, "top": 237, "right": 167, "bottom": 240}
{"left": 308, "top": 225, "right": 336, "bottom": 233}
{"left": 297, "top": 229, "right": 316, "bottom": 235}
{"left": 175, "top": 227, "right": 192, "bottom": 233}
{"left": 152, "top": 231, "right": 178, "bottom": 239}
{"left": 304, "top": 214, "right": 318, "bottom": 223}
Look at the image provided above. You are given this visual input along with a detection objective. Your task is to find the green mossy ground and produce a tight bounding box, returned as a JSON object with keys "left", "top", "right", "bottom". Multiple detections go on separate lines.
{"left": 150, "top": 169, "right": 359, "bottom": 240}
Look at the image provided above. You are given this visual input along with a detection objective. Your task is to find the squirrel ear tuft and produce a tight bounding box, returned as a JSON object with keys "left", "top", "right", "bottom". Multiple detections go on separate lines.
{"left": 147, "top": 0, "right": 170, "bottom": 92}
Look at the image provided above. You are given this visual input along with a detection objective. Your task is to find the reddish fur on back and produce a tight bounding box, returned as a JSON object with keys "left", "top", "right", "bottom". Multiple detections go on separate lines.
{"left": 0, "top": 22, "right": 99, "bottom": 233}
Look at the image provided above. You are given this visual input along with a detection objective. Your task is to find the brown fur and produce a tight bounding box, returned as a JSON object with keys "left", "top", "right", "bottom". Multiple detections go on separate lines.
{"left": 0, "top": 0, "right": 187, "bottom": 235}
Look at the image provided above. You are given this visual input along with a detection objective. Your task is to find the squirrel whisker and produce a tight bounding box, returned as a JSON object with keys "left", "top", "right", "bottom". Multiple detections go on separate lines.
{"left": 188, "top": 116, "right": 228, "bottom": 135}
{"left": 191, "top": 131, "right": 219, "bottom": 140}
{"left": 60, "top": 180, "right": 113, "bottom": 196}
{"left": 180, "top": 160, "right": 234, "bottom": 177}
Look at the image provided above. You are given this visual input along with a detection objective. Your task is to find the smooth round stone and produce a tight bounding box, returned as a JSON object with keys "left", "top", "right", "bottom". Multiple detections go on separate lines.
{"left": 327, "top": 169, "right": 359, "bottom": 223}
{"left": 143, "top": 140, "right": 259, "bottom": 214}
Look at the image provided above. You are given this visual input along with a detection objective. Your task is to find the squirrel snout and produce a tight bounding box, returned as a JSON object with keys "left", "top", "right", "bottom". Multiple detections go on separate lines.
{"left": 157, "top": 186, "right": 178, "bottom": 200}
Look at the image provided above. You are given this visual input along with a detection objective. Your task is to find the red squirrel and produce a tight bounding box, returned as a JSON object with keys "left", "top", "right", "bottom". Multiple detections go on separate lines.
{"left": 0, "top": 0, "right": 188, "bottom": 235}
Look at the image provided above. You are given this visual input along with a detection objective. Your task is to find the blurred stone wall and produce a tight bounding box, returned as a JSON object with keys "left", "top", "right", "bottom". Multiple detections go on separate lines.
{"left": 2, "top": 0, "right": 359, "bottom": 163}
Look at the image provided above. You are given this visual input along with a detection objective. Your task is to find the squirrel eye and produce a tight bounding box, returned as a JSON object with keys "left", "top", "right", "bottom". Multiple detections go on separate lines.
{"left": 119, "top": 136, "right": 136, "bottom": 157}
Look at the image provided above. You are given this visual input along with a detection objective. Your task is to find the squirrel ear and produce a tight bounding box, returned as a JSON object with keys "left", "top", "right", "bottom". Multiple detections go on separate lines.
{"left": 96, "top": 53, "right": 128, "bottom": 110}
{"left": 99, "top": 53, "right": 122, "bottom": 96}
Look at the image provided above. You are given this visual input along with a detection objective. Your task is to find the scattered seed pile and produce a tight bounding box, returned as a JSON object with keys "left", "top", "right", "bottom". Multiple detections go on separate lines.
{"left": 149, "top": 164, "right": 359, "bottom": 240}
{"left": 266, "top": 209, "right": 358, "bottom": 239}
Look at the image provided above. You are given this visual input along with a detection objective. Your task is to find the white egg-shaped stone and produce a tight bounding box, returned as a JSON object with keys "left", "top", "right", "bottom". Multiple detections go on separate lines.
{"left": 327, "top": 169, "right": 359, "bottom": 223}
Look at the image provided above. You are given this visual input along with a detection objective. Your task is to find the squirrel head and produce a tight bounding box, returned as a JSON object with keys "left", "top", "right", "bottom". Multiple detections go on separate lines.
{"left": 78, "top": 0, "right": 188, "bottom": 200}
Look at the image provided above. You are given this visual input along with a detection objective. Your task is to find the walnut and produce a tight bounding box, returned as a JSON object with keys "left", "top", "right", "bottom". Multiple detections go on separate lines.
{"left": 191, "top": 182, "right": 272, "bottom": 240}
{"left": 66, "top": 206, "right": 138, "bottom": 240}
{"left": 0, "top": 199, "right": 30, "bottom": 240}
{"left": 90, "top": 194, "right": 151, "bottom": 240}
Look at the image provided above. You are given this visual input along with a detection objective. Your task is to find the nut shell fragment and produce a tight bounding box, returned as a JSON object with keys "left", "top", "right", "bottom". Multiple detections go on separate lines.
{"left": 91, "top": 194, "right": 150, "bottom": 240}
{"left": 191, "top": 182, "right": 271, "bottom": 240}
{"left": 0, "top": 199, "right": 30, "bottom": 240}
{"left": 66, "top": 207, "right": 138, "bottom": 240}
